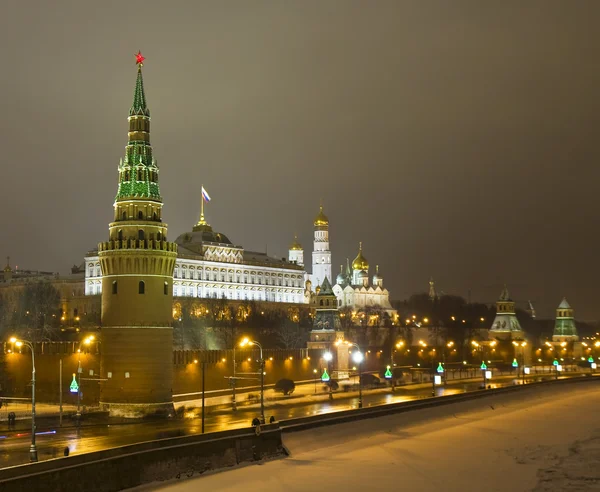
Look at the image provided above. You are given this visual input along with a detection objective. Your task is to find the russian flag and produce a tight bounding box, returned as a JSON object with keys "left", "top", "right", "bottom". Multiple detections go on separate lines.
{"left": 201, "top": 186, "right": 211, "bottom": 202}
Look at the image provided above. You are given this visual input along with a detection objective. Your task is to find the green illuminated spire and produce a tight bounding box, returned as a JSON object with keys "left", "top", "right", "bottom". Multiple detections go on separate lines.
{"left": 130, "top": 65, "right": 150, "bottom": 117}
{"left": 115, "top": 55, "right": 161, "bottom": 202}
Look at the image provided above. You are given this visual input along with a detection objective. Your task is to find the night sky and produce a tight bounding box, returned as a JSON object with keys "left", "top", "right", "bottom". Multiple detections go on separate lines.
{"left": 1, "top": 1, "right": 599, "bottom": 319}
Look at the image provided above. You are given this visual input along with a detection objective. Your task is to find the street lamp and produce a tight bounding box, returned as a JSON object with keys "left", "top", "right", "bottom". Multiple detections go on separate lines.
{"left": 352, "top": 348, "right": 364, "bottom": 409}
{"left": 336, "top": 340, "right": 363, "bottom": 407}
{"left": 76, "top": 335, "right": 95, "bottom": 418}
{"left": 323, "top": 351, "right": 333, "bottom": 399}
{"left": 392, "top": 341, "right": 404, "bottom": 390}
{"left": 240, "top": 337, "right": 265, "bottom": 424}
{"left": 10, "top": 337, "right": 37, "bottom": 462}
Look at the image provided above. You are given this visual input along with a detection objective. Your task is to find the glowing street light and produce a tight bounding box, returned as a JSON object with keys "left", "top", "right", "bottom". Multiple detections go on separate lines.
{"left": 9, "top": 337, "right": 37, "bottom": 462}
{"left": 239, "top": 337, "right": 265, "bottom": 424}
{"left": 346, "top": 341, "right": 364, "bottom": 408}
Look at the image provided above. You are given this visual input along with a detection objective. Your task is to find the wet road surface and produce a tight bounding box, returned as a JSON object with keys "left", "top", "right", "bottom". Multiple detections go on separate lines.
{"left": 0, "top": 374, "right": 569, "bottom": 468}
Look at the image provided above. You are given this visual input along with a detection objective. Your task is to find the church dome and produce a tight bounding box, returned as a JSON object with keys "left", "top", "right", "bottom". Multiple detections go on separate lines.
{"left": 373, "top": 265, "right": 382, "bottom": 281}
{"left": 352, "top": 242, "right": 369, "bottom": 271}
{"left": 358, "top": 269, "right": 368, "bottom": 279}
{"left": 289, "top": 235, "right": 302, "bottom": 251}
{"left": 314, "top": 205, "right": 329, "bottom": 227}
{"left": 175, "top": 228, "right": 233, "bottom": 247}
{"left": 336, "top": 272, "right": 347, "bottom": 285}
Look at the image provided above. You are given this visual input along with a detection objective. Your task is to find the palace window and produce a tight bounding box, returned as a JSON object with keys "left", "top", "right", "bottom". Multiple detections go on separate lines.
{"left": 112, "top": 281, "right": 118, "bottom": 295}
{"left": 164, "top": 282, "right": 168, "bottom": 295}
{"left": 138, "top": 211, "right": 143, "bottom": 220}
{"left": 139, "top": 281, "right": 145, "bottom": 294}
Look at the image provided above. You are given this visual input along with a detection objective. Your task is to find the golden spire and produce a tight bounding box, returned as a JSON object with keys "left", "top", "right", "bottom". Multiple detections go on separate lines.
{"left": 352, "top": 242, "right": 369, "bottom": 271}
{"left": 314, "top": 203, "right": 329, "bottom": 227}
{"left": 290, "top": 234, "right": 302, "bottom": 251}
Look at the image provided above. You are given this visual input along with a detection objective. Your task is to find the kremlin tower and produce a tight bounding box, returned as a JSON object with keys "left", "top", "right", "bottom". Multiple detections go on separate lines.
{"left": 488, "top": 285, "right": 524, "bottom": 340}
{"left": 98, "top": 53, "right": 177, "bottom": 417}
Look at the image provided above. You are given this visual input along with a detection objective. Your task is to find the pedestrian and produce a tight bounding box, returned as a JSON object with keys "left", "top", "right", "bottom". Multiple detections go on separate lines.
{"left": 63, "top": 446, "right": 70, "bottom": 457}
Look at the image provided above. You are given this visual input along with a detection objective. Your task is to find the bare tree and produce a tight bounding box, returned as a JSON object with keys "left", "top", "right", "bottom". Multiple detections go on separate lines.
{"left": 15, "top": 281, "right": 61, "bottom": 342}
{"left": 277, "top": 319, "right": 307, "bottom": 349}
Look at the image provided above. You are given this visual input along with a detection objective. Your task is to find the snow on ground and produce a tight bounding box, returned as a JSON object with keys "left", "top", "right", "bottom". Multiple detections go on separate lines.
{"left": 145, "top": 381, "right": 600, "bottom": 492}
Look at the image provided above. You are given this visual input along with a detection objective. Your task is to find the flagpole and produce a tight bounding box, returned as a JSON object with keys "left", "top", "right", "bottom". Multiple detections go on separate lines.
{"left": 200, "top": 184, "right": 204, "bottom": 223}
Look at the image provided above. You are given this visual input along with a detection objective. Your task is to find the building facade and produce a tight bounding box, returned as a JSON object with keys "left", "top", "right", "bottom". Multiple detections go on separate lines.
{"left": 86, "top": 222, "right": 308, "bottom": 306}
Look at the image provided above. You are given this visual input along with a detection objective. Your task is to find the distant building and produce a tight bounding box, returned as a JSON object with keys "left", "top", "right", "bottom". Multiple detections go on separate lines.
{"left": 488, "top": 285, "right": 525, "bottom": 340}
{"left": 552, "top": 298, "right": 579, "bottom": 342}
{"left": 332, "top": 243, "right": 395, "bottom": 319}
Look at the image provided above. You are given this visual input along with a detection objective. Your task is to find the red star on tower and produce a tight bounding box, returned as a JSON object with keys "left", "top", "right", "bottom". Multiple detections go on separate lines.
{"left": 135, "top": 50, "right": 145, "bottom": 66}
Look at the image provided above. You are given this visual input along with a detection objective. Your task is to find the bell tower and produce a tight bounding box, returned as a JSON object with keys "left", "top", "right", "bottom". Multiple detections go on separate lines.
{"left": 312, "top": 203, "right": 332, "bottom": 286}
{"left": 98, "top": 52, "right": 177, "bottom": 417}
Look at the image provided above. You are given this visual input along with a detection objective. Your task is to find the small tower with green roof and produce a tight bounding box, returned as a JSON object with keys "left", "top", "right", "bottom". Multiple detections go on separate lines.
{"left": 489, "top": 285, "right": 525, "bottom": 340}
{"left": 552, "top": 298, "right": 579, "bottom": 342}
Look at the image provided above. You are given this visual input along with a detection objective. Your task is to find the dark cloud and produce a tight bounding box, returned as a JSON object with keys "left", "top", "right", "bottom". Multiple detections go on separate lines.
{"left": 1, "top": 1, "right": 599, "bottom": 318}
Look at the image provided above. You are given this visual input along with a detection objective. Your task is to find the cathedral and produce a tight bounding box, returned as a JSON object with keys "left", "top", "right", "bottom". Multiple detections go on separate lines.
{"left": 288, "top": 205, "right": 396, "bottom": 320}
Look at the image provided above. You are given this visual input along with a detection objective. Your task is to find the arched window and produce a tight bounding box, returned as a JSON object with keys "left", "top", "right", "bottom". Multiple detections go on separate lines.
{"left": 118, "top": 230, "right": 123, "bottom": 241}
{"left": 139, "top": 281, "right": 145, "bottom": 294}
{"left": 112, "top": 281, "right": 118, "bottom": 294}
{"left": 138, "top": 211, "right": 143, "bottom": 220}
{"left": 122, "top": 211, "right": 127, "bottom": 220}
{"left": 164, "top": 282, "right": 168, "bottom": 295}
{"left": 157, "top": 232, "right": 162, "bottom": 241}
{"left": 153, "top": 212, "right": 157, "bottom": 221}
{"left": 320, "top": 300, "right": 324, "bottom": 306}
{"left": 138, "top": 230, "right": 145, "bottom": 240}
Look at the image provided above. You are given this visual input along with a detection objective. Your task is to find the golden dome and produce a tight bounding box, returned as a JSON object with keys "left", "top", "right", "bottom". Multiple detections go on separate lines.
{"left": 352, "top": 242, "right": 369, "bottom": 271}
{"left": 289, "top": 235, "right": 302, "bottom": 251}
{"left": 314, "top": 205, "right": 329, "bottom": 227}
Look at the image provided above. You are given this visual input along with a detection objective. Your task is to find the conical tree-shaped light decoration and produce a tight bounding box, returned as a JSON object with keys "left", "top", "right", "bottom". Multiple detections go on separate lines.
{"left": 70, "top": 373, "right": 79, "bottom": 394}
{"left": 321, "top": 368, "right": 330, "bottom": 382}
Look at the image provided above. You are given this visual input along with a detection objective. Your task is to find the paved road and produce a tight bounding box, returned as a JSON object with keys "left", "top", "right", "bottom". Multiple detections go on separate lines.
{"left": 0, "top": 373, "right": 570, "bottom": 468}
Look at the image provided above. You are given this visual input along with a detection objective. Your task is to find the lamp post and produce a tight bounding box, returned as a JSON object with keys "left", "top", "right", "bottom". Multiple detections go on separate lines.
{"left": 76, "top": 335, "right": 95, "bottom": 419}
{"left": 10, "top": 337, "right": 37, "bottom": 462}
{"left": 348, "top": 342, "right": 363, "bottom": 409}
{"left": 240, "top": 337, "right": 264, "bottom": 424}
{"left": 392, "top": 341, "right": 404, "bottom": 391}
{"left": 313, "top": 369, "right": 318, "bottom": 394}
{"left": 323, "top": 351, "right": 333, "bottom": 400}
